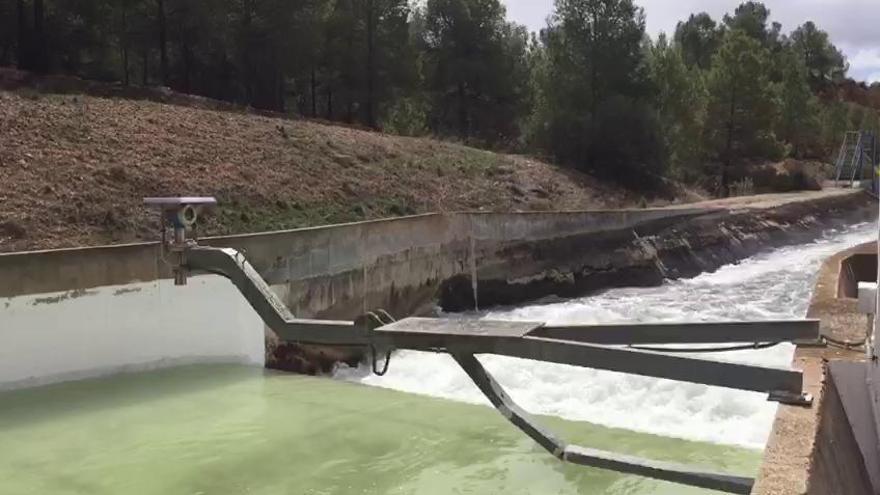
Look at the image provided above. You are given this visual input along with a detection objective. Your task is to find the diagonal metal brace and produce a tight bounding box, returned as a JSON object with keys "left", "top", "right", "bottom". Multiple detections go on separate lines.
{"left": 533, "top": 320, "right": 820, "bottom": 344}
{"left": 186, "top": 247, "right": 368, "bottom": 345}
{"left": 451, "top": 352, "right": 754, "bottom": 494}
{"left": 380, "top": 318, "right": 804, "bottom": 396}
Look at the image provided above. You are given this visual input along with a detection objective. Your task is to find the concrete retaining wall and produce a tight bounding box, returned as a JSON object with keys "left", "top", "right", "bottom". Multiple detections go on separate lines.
{"left": 806, "top": 369, "right": 874, "bottom": 494}
{"left": 754, "top": 242, "right": 878, "bottom": 494}
{"left": 0, "top": 276, "right": 265, "bottom": 391}
{"left": 447, "top": 189, "right": 876, "bottom": 310}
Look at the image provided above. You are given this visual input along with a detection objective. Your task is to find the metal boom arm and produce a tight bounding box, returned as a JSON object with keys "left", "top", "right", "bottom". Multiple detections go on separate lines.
{"left": 183, "top": 244, "right": 815, "bottom": 494}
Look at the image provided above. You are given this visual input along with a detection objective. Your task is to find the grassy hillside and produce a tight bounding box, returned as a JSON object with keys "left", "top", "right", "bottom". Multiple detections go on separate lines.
{"left": 0, "top": 89, "right": 656, "bottom": 252}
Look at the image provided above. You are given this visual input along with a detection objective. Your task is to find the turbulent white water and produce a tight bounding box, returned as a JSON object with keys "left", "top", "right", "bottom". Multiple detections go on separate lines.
{"left": 337, "top": 222, "right": 875, "bottom": 449}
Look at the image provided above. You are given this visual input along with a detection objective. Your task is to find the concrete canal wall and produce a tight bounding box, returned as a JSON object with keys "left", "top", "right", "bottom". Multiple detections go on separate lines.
{"left": 754, "top": 241, "right": 879, "bottom": 495}
{"left": 0, "top": 189, "right": 874, "bottom": 388}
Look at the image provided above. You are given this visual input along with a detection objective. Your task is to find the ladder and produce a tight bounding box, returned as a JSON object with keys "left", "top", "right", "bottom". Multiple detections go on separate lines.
{"left": 835, "top": 131, "right": 877, "bottom": 185}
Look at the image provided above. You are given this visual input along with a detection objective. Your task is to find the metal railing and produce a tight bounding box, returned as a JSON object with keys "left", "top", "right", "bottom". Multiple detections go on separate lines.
{"left": 835, "top": 131, "right": 877, "bottom": 187}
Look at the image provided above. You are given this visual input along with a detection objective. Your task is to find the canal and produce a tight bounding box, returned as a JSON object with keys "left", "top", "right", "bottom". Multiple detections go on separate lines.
{"left": 1, "top": 221, "right": 873, "bottom": 494}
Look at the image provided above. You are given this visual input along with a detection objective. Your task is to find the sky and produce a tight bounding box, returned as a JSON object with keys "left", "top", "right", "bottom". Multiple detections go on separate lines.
{"left": 501, "top": 0, "right": 880, "bottom": 83}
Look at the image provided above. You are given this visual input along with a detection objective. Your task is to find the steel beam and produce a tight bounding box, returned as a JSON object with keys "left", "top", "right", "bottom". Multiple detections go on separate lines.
{"left": 531, "top": 320, "right": 820, "bottom": 344}
{"left": 383, "top": 331, "right": 802, "bottom": 394}
{"left": 186, "top": 247, "right": 365, "bottom": 345}
{"left": 453, "top": 353, "right": 753, "bottom": 494}
{"left": 489, "top": 336, "right": 801, "bottom": 394}
{"left": 452, "top": 353, "right": 566, "bottom": 455}
{"left": 186, "top": 250, "right": 804, "bottom": 396}
{"left": 563, "top": 446, "right": 753, "bottom": 494}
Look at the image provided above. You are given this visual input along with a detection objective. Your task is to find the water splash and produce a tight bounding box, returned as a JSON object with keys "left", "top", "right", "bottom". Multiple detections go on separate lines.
{"left": 336, "top": 222, "right": 875, "bottom": 449}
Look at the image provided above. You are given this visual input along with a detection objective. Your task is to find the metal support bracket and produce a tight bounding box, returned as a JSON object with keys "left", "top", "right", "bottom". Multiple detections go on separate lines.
{"left": 768, "top": 390, "right": 814, "bottom": 407}
{"left": 452, "top": 352, "right": 754, "bottom": 494}
{"left": 375, "top": 318, "right": 806, "bottom": 396}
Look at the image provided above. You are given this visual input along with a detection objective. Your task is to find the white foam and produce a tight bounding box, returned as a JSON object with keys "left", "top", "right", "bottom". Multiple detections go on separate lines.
{"left": 335, "top": 223, "right": 875, "bottom": 448}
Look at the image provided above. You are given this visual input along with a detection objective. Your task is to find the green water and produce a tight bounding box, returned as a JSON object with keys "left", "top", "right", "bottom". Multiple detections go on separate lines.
{"left": 0, "top": 365, "right": 759, "bottom": 495}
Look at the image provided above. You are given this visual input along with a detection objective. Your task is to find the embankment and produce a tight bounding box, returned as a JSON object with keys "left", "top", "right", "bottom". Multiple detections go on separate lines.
{"left": 0, "top": 85, "right": 644, "bottom": 253}
{"left": 0, "top": 189, "right": 874, "bottom": 388}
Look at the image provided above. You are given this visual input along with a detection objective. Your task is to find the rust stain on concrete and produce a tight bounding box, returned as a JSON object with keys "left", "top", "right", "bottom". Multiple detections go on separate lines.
{"left": 113, "top": 287, "right": 142, "bottom": 296}
{"left": 31, "top": 288, "right": 99, "bottom": 306}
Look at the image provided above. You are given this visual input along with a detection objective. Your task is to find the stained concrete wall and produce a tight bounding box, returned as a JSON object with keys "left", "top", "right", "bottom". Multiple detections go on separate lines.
{"left": 449, "top": 189, "right": 876, "bottom": 310}
{"left": 827, "top": 360, "right": 880, "bottom": 493}
{"left": 807, "top": 369, "right": 874, "bottom": 494}
{"left": 0, "top": 276, "right": 265, "bottom": 391}
{"left": 206, "top": 213, "right": 472, "bottom": 320}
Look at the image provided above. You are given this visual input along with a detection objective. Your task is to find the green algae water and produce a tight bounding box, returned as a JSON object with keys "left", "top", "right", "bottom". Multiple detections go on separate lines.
{"left": 0, "top": 365, "right": 757, "bottom": 495}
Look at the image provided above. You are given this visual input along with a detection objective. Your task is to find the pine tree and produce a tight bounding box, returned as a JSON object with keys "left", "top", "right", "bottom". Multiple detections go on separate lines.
{"left": 849, "top": 104, "right": 866, "bottom": 131}
{"left": 360, "top": 0, "right": 415, "bottom": 129}
{"left": 790, "top": 21, "right": 847, "bottom": 90}
{"left": 419, "top": 0, "right": 531, "bottom": 144}
{"left": 673, "top": 12, "right": 721, "bottom": 70}
{"left": 649, "top": 34, "right": 706, "bottom": 180}
{"left": 777, "top": 48, "right": 820, "bottom": 157}
{"left": 821, "top": 101, "right": 849, "bottom": 161}
{"left": 530, "top": 0, "right": 662, "bottom": 184}
{"left": 704, "top": 29, "right": 782, "bottom": 195}
{"left": 0, "top": 0, "right": 15, "bottom": 65}
{"left": 723, "top": 2, "right": 770, "bottom": 44}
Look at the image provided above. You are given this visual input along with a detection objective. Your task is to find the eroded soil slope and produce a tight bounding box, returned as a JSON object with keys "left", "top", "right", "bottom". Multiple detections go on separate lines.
{"left": 0, "top": 90, "right": 645, "bottom": 252}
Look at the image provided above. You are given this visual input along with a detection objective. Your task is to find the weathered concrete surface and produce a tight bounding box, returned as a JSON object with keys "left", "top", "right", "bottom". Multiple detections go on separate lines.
{"left": 0, "top": 276, "right": 265, "bottom": 391}
{"left": 0, "top": 189, "right": 874, "bottom": 382}
{"left": 753, "top": 242, "right": 876, "bottom": 495}
{"left": 444, "top": 189, "right": 876, "bottom": 311}
{"left": 827, "top": 360, "right": 880, "bottom": 492}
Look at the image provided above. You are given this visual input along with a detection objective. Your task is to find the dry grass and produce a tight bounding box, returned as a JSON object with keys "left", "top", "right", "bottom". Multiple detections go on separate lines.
{"left": 0, "top": 90, "right": 641, "bottom": 252}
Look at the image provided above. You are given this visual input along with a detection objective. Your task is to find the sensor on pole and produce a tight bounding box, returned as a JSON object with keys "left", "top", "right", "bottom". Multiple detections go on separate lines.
{"left": 143, "top": 197, "right": 217, "bottom": 285}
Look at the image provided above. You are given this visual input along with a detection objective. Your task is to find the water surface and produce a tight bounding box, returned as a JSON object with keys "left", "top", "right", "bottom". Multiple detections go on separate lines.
{"left": 1, "top": 365, "right": 756, "bottom": 495}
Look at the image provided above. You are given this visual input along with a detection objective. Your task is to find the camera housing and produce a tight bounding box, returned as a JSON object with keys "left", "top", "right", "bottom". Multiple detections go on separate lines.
{"left": 144, "top": 197, "right": 217, "bottom": 230}
{"left": 144, "top": 197, "right": 217, "bottom": 285}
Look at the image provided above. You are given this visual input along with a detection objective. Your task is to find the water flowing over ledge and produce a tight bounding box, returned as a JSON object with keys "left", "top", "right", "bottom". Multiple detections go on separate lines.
{"left": 337, "top": 222, "right": 877, "bottom": 449}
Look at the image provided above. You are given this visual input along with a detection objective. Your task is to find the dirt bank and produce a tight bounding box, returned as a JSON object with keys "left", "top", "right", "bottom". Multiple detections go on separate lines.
{"left": 0, "top": 88, "right": 656, "bottom": 253}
